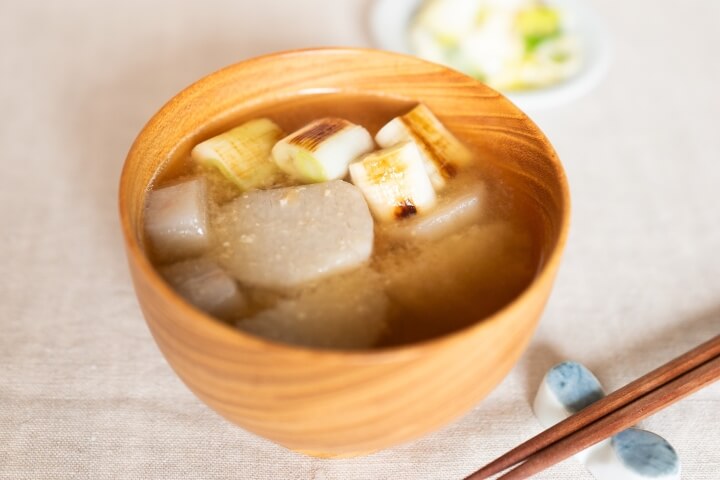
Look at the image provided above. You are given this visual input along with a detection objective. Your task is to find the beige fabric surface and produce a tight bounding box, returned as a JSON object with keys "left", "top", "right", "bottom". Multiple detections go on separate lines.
{"left": 1, "top": 0, "right": 719, "bottom": 478}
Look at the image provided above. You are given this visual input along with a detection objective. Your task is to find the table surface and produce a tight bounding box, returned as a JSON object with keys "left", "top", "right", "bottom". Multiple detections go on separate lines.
{"left": 2, "top": 0, "right": 719, "bottom": 478}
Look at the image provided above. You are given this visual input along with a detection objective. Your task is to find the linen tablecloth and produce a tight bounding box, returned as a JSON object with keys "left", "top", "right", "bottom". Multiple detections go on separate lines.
{"left": 2, "top": 0, "right": 718, "bottom": 478}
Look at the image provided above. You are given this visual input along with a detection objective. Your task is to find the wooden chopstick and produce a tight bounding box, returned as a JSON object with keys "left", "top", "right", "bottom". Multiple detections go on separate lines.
{"left": 496, "top": 355, "right": 720, "bottom": 479}
{"left": 465, "top": 334, "right": 720, "bottom": 480}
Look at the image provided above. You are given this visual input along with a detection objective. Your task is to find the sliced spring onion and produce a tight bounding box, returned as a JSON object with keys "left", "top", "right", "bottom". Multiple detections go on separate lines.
{"left": 191, "top": 118, "right": 286, "bottom": 192}
{"left": 272, "top": 118, "right": 374, "bottom": 183}
{"left": 349, "top": 141, "right": 437, "bottom": 223}
{"left": 375, "top": 104, "right": 473, "bottom": 190}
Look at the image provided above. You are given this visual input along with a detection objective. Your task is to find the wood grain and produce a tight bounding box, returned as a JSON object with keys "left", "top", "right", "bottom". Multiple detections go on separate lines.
{"left": 118, "top": 48, "right": 570, "bottom": 457}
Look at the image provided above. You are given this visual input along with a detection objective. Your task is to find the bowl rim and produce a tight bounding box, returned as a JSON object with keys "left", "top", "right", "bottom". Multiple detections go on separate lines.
{"left": 119, "top": 46, "right": 571, "bottom": 361}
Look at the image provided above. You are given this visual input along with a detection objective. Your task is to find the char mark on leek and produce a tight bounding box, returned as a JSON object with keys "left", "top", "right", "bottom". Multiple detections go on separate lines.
{"left": 400, "top": 115, "right": 458, "bottom": 180}
{"left": 288, "top": 118, "right": 348, "bottom": 151}
{"left": 394, "top": 199, "right": 418, "bottom": 219}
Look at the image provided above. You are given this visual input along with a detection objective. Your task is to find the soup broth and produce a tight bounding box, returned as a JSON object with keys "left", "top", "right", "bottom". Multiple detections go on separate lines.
{"left": 146, "top": 93, "right": 542, "bottom": 348}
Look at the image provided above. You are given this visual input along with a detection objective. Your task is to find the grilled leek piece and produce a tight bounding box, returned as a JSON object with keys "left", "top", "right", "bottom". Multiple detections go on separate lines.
{"left": 349, "top": 141, "right": 437, "bottom": 222}
{"left": 375, "top": 104, "right": 473, "bottom": 189}
{"left": 272, "top": 118, "right": 374, "bottom": 183}
{"left": 191, "top": 118, "right": 285, "bottom": 191}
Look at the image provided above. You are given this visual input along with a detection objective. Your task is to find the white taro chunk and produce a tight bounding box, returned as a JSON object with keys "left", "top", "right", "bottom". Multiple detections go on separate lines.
{"left": 380, "top": 184, "right": 485, "bottom": 242}
{"left": 535, "top": 362, "right": 681, "bottom": 480}
{"left": 237, "top": 268, "right": 388, "bottom": 350}
{"left": 144, "top": 177, "right": 210, "bottom": 262}
{"left": 214, "top": 180, "right": 374, "bottom": 289}
{"left": 160, "top": 258, "right": 247, "bottom": 320}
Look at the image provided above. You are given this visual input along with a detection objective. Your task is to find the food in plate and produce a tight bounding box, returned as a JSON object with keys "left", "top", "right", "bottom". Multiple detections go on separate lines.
{"left": 409, "top": 0, "right": 582, "bottom": 91}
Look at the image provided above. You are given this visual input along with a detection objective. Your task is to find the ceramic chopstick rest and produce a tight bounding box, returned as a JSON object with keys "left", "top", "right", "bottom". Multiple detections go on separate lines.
{"left": 533, "top": 361, "right": 605, "bottom": 463}
{"left": 591, "top": 429, "right": 681, "bottom": 480}
{"left": 533, "top": 362, "right": 681, "bottom": 480}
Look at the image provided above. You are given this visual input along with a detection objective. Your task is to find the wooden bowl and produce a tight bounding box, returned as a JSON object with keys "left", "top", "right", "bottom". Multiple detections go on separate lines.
{"left": 119, "top": 48, "right": 570, "bottom": 457}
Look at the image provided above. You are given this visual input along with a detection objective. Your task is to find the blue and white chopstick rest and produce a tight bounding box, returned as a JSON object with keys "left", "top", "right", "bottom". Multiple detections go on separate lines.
{"left": 534, "top": 362, "right": 681, "bottom": 480}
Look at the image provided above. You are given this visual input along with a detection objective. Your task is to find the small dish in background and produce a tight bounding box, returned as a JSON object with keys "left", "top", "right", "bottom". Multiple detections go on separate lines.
{"left": 370, "top": 0, "right": 611, "bottom": 110}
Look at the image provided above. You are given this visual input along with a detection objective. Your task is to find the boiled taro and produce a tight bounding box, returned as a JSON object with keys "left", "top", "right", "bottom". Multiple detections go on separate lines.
{"left": 238, "top": 268, "right": 388, "bottom": 349}
{"left": 214, "top": 180, "right": 374, "bottom": 289}
{"left": 145, "top": 177, "right": 210, "bottom": 262}
{"left": 160, "top": 258, "right": 247, "bottom": 320}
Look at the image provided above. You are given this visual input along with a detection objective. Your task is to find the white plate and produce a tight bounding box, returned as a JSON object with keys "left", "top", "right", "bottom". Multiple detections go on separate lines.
{"left": 369, "top": 0, "right": 611, "bottom": 111}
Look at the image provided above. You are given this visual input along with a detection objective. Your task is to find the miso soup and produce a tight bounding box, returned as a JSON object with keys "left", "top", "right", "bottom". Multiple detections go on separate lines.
{"left": 143, "top": 93, "right": 542, "bottom": 349}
